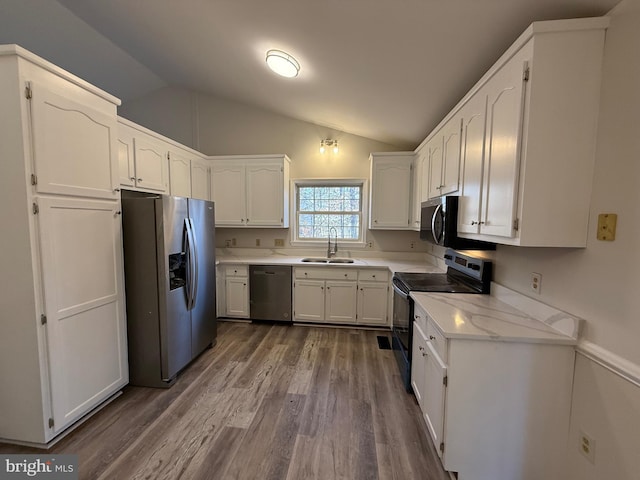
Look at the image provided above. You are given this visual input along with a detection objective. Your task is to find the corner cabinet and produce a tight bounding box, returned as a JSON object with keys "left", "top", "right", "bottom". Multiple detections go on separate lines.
{"left": 451, "top": 18, "right": 608, "bottom": 247}
{"left": 210, "top": 155, "right": 290, "bottom": 228}
{"left": 0, "top": 45, "right": 127, "bottom": 446}
{"left": 369, "top": 152, "right": 414, "bottom": 230}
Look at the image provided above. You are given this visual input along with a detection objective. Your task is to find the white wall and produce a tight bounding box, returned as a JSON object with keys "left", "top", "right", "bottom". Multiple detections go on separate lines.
{"left": 120, "top": 86, "right": 430, "bottom": 253}
{"left": 493, "top": 2, "right": 640, "bottom": 478}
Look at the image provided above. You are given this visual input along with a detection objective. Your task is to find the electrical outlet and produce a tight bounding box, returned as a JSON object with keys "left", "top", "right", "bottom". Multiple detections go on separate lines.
{"left": 225, "top": 239, "right": 232, "bottom": 248}
{"left": 274, "top": 238, "right": 285, "bottom": 247}
{"left": 579, "top": 430, "right": 596, "bottom": 464}
{"left": 410, "top": 242, "right": 415, "bottom": 249}
{"left": 531, "top": 272, "right": 542, "bottom": 294}
{"left": 231, "top": 238, "right": 237, "bottom": 247}
{"left": 367, "top": 241, "right": 374, "bottom": 248}
{"left": 255, "top": 238, "right": 261, "bottom": 247}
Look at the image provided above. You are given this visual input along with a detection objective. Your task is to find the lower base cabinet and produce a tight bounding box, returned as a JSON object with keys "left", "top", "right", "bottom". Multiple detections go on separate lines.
{"left": 222, "top": 265, "right": 249, "bottom": 318}
{"left": 293, "top": 267, "right": 388, "bottom": 326}
{"left": 411, "top": 304, "right": 575, "bottom": 480}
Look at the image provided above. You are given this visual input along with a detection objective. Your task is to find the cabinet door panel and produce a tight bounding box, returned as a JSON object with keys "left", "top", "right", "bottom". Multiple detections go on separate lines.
{"left": 38, "top": 197, "right": 127, "bottom": 433}
{"left": 481, "top": 54, "right": 527, "bottom": 237}
{"left": 370, "top": 160, "right": 412, "bottom": 229}
{"left": 211, "top": 164, "right": 246, "bottom": 226}
{"left": 191, "top": 159, "right": 210, "bottom": 201}
{"left": 245, "top": 164, "right": 283, "bottom": 226}
{"left": 30, "top": 82, "right": 118, "bottom": 200}
{"left": 168, "top": 150, "right": 192, "bottom": 197}
{"left": 424, "top": 340, "right": 447, "bottom": 456}
{"left": 294, "top": 280, "right": 325, "bottom": 322}
{"left": 225, "top": 277, "right": 249, "bottom": 317}
{"left": 441, "top": 116, "right": 462, "bottom": 195}
{"left": 411, "top": 322, "right": 428, "bottom": 408}
{"left": 325, "top": 281, "right": 357, "bottom": 323}
{"left": 428, "top": 141, "right": 443, "bottom": 199}
{"left": 117, "top": 131, "right": 135, "bottom": 187}
{"left": 134, "top": 136, "right": 168, "bottom": 192}
{"left": 357, "top": 282, "right": 388, "bottom": 325}
{"left": 458, "top": 93, "right": 488, "bottom": 234}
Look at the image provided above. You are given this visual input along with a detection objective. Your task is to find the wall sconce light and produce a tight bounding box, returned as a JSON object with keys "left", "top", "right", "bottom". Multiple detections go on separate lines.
{"left": 320, "top": 139, "right": 339, "bottom": 154}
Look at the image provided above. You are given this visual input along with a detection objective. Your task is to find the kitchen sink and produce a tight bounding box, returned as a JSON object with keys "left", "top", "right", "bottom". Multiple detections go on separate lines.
{"left": 300, "top": 257, "right": 355, "bottom": 264}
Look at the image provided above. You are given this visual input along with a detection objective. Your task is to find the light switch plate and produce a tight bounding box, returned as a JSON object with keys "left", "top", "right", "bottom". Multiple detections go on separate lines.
{"left": 597, "top": 213, "right": 617, "bottom": 241}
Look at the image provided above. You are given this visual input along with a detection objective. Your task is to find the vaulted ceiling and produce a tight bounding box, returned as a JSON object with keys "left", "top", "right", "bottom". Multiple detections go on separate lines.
{"left": 1, "top": 0, "right": 620, "bottom": 148}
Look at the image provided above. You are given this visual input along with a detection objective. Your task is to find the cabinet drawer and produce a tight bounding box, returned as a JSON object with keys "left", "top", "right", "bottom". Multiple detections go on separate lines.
{"left": 224, "top": 265, "right": 248, "bottom": 277}
{"left": 413, "top": 304, "right": 428, "bottom": 334}
{"left": 358, "top": 269, "right": 389, "bottom": 282}
{"left": 294, "top": 268, "right": 357, "bottom": 281}
{"left": 426, "top": 316, "right": 447, "bottom": 362}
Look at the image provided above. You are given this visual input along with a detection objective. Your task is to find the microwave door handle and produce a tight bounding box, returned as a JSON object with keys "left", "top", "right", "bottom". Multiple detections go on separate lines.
{"left": 431, "top": 203, "right": 443, "bottom": 244}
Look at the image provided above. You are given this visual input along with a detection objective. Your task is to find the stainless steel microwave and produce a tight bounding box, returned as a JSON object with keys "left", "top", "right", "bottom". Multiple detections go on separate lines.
{"left": 420, "top": 196, "right": 495, "bottom": 250}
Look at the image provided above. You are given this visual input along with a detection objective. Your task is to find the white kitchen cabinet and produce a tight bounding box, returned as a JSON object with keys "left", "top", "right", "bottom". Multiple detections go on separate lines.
{"left": 190, "top": 158, "right": 211, "bottom": 201}
{"left": 293, "top": 267, "right": 388, "bottom": 326}
{"left": 168, "top": 149, "right": 192, "bottom": 197}
{"left": 457, "top": 93, "right": 488, "bottom": 235}
{"left": 210, "top": 155, "right": 290, "bottom": 228}
{"left": 29, "top": 81, "right": 119, "bottom": 200}
{"left": 325, "top": 281, "right": 358, "bottom": 323}
{"left": 293, "top": 268, "right": 357, "bottom": 324}
{"left": 117, "top": 119, "right": 169, "bottom": 193}
{"left": 410, "top": 300, "right": 575, "bottom": 479}
{"left": 293, "top": 279, "right": 325, "bottom": 322}
{"left": 447, "top": 18, "right": 608, "bottom": 246}
{"left": 0, "top": 45, "right": 127, "bottom": 446}
{"left": 369, "top": 152, "right": 414, "bottom": 229}
{"left": 357, "top": 269, "right": 389, "bottom": 326}
{"left": 38, "top": 197, "right": 128, "bottom": 433}
{"left": 223, "top": 266, "right": 249, "bottom": 318}
{"left": 411, "top": 145, "right": 427, "bottom": 230}
{"left": 427, "top": 115, "right": 461, "bottom": 199}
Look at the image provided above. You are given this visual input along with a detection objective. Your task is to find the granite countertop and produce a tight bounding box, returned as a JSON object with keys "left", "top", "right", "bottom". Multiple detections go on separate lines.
{"left": 216, "top": 251, "right": 444, "bottom": 275}
{"left": 410, "top": 286, "right": 580, "bottom": 345}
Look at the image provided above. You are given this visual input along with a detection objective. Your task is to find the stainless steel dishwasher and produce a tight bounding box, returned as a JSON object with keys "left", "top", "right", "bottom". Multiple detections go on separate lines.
{"left": 249, "top": 265, "right": 292, "bottom": 321}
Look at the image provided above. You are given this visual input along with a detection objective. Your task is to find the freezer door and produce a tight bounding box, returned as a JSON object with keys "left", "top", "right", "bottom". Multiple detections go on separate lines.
{"left": 188, "top": 198, "right": 217, "bottom": 356}
{"left": 158, "top": 195, "right": 192, "bottom": 381}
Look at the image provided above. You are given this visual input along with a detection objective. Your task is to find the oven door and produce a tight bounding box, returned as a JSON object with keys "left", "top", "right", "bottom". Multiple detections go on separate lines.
{"left": 392, "top": 281, "right": 414, "bottom": 391}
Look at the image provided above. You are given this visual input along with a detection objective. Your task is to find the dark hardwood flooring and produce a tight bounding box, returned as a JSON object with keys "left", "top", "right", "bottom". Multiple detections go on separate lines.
{"left": 1, "top": 322, "right": 449, "bottom": 480}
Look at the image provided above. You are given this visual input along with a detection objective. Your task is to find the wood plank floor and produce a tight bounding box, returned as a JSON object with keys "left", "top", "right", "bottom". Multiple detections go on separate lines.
{"left": 0, "top": 322, "right": 450, "bottom": 480}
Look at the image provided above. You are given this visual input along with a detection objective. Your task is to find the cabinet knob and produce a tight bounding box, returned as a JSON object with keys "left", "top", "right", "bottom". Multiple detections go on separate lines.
{"left": 246, "top": 218, "right": 250, "bottom": 222}
{"left": 429, "top": 335, "right": 436, "bottom": 341}
{"left": 137, "top": 178, "right": 143, "bottom": 182}
{"left": 374, "top": 219, "right": 378, "bottom": 223}
{"left": 344, "top": 273, "right": 347, "bottom": 277}
{"left": 372, "top": 275, "right": 376, "bottom": 278}
{"left": 130, "top": 177, "right": 136, "bottom": 181}
{"left": 415, "top": 315, "right": 421, "bottom": 319}
{"left": 114, "top": 188, "right": 120, "bottom": 193}
{"left": 115, "top": 211, "right": 122, "bottom": 216}
{"left": 471, "top": 221, "right": 478, "bottom": 225}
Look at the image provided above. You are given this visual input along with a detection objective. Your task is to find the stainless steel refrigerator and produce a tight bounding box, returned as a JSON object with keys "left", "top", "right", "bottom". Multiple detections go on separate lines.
{"left": 121, "top": 190, "right": 217, "bottom": 388}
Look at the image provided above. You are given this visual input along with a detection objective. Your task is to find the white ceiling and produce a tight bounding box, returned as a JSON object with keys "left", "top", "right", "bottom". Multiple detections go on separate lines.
{"left": 1, "top": 0, "right": 620, "bottom": 148}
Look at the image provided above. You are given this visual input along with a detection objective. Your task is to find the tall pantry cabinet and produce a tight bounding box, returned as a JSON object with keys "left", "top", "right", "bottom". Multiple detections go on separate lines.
{"left": 0, "top": 45, "right": 128, "bottom": 446}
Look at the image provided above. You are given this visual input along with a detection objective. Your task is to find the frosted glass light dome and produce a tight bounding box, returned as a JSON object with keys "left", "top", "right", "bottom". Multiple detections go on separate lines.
{"left": 266, "top": 49, "right": 300, "bottom": 78}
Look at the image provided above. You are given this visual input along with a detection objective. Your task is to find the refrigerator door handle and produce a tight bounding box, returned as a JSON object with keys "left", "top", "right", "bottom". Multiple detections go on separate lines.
{"left": 184, "top": 218, "right": 195, "bottom": 310}
{"left": 188, "top": 218, "right": 199, "bottom": 308}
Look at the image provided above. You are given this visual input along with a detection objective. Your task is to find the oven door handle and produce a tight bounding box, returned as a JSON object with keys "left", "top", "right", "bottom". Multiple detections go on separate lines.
{"left": 392, "top": 282, "right": 410, "bottom": 298}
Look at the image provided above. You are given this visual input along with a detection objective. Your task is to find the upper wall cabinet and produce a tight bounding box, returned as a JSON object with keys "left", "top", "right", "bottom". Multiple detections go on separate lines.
{"left": 411, "top": 145, "right": 428, "bottom": 230}
{"left": 117, "top": 119, "right": 169, "bottom": 194}
{"left": 29, "top": 81, "right": 119, "bottom": 200}
{"left": 118, "top": 117, "right": 210, "bottom": 199}
{"left": 427, "top": 115, "right": 462, "bottom": 200}
{"left": 210, "top": 154, "right": 290, "bottom": 228}
{"left": 419, "top": 17, "right": 609, "bottom": 247}
{"left": 369, "top": 152, "right": 414, "bottom": 230}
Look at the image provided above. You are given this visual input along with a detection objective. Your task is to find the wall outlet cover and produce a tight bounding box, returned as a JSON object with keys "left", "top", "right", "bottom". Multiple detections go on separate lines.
{"left": 597, "top": 213, "right": 617, "bottom": 241}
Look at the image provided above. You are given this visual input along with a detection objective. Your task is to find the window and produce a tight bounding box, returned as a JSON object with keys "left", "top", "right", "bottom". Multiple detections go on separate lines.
{"left": 293, "top": 180, "right": 366, "bottom": 245}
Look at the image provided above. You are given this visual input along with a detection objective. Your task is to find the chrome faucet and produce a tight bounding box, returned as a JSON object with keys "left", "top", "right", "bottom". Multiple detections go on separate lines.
{"left": 327, "top": 227, "right": 338, "bottom": 258}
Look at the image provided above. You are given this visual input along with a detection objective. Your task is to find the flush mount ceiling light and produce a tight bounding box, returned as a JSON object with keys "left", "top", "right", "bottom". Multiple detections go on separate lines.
{"left": 320, "top": 139, "right": 338, "bottom": 154}
{"left": 265, "top": 49, "right": 300, "bottom": 78}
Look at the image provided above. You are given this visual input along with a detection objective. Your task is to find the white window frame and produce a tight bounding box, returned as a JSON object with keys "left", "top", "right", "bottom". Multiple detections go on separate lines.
{"left": 290, "top": 178, "right": 368, "bottom": 248}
